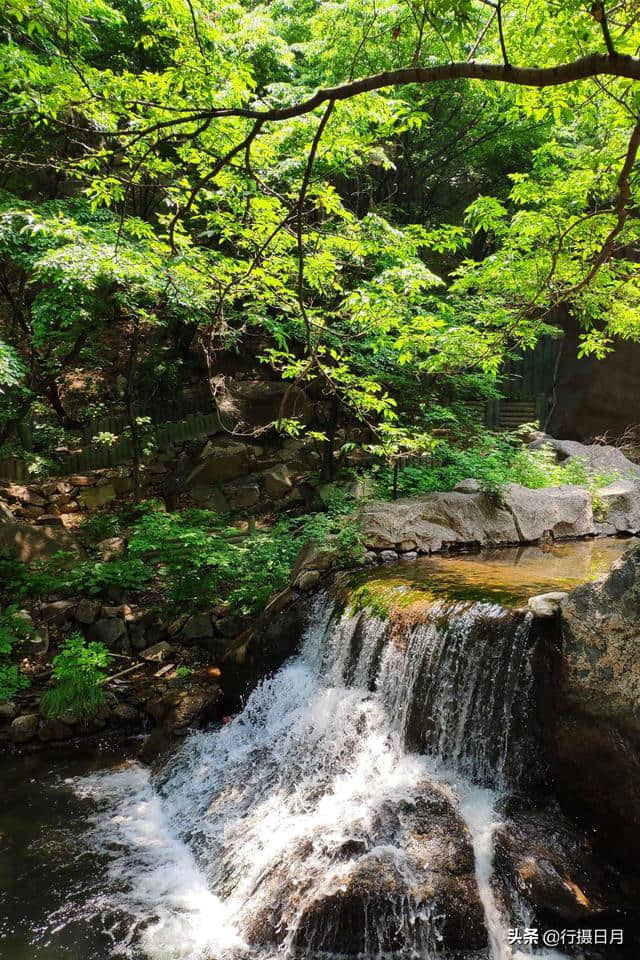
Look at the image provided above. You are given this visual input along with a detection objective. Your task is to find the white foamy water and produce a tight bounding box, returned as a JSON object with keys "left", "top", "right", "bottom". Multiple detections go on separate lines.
{"left": 51, "top": 594, "right": 570, "bottom": 960}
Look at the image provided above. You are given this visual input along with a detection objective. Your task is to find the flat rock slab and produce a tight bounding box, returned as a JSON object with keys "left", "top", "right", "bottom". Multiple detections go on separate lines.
{"left": 360, "top": 484, "right": 594, "bottom": 552}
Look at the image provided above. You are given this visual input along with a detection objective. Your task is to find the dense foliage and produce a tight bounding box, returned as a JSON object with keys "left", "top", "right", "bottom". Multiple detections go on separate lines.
{"left": 2, "top": 0, "right": 640, "bottom": 466}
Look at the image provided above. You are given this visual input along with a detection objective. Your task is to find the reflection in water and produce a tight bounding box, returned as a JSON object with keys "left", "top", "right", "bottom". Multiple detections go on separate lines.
{"left": 346, "top": 536, "right": 633, "bottom": 609}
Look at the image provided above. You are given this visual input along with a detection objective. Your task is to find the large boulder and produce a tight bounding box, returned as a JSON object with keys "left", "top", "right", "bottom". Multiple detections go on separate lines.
{"left": 598, "top": 479, "right": 640, "bottom": 534}
{"left": 360, "top": 485, "right": 593, "bottom": 553}
{"left": 544, "top": 545, "right": 640, "bottom": 869}
{"left": 494, "top": 800, "right": 639, "bottom": 924}
{"left": 247, "top": 779, "right": 486, "bottom": 957}
{"left": 218, "top": 380, "right": 312, "bottom": 429}
{"left": 530, "top": 437, "right": 640, "bottom": 480}
{"left": 0, "top": 522, "right": 82, "bottom": 562}
{"left": 186, "top": 440, "right": 250, "bottom": 486}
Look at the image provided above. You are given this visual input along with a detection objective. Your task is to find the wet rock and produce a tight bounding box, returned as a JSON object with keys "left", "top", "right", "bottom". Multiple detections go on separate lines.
{"left": 9, "top": 714, "right": 39, "bottom": 743}
{"left": 380, "top": 550, "right": 399, "bottom": 562}
{"left": 88, "top": 617, "right": 127, "bottom": 648}
{"left": 38, "top": 718, "right": 73, "bottom": 742}
{"left": 494, "top": 801, "right": 638, "bottom": 923}
{"left": 545, "top": 544, "right": 640, "bottom": 869}
{"left": 269, "top": 779, "right": 486, "bottom": 957}
{"left": 527, "top": 591, "right": 568, "bottom": 618}
{"left": 145, "top": 683, "right": 221, "bottom": 730}
{"left": 75, "top": 598, "right": 102, "bottom": 625}
{"left": 112, "top": 703, "right": 139, "bottom": 724}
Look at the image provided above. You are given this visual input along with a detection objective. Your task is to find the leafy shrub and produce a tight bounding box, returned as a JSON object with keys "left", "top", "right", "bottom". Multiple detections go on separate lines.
{"left": 299, "top": 486, "right": 364, "bottom": 561}
{"left": 40, "top": 634, "right": 110, "bottom": 720}
{"left": 73, "top": 558, "right": 152, "bottom": 597}
{"left": 373, "top": 432, "right": 619, "bottom": 500}
{"left": 0, "top": 606, "right": 32, "bottom": 702}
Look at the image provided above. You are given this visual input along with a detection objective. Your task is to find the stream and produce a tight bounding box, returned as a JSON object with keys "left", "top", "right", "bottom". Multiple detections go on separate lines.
{"left": 0, "top": 538, "right": 636, "bottom": 960}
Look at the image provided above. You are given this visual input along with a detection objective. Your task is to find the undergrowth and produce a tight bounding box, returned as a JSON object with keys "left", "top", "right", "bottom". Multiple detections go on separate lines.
{"left": 40, "top": 634, "right": 110, "bottom": 720}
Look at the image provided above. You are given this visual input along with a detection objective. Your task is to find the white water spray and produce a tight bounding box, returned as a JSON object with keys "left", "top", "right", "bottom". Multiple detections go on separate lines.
{"left": 57, "top": 593, "right": 569, "bottom": 960}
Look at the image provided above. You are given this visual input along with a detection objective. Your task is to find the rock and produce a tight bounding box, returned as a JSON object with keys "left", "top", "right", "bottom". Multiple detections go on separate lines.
{"left": 360, "top": 484, "right": 594, "bottom": 553}
{"left": 527, "top": 591, "right": 568, "bottom": 618}
{"left": 380, "top": 550, "right": 399, "bottom": 562}
{"left": 453, "top": 478, "right": 483, "bottom": 493}
{"left": 262, "top": 464, "right": 293, "bottom": 499}
{"left": 112, "top": 703, "right": 139, "bottom": 723}
{"left": 96, "top": 536, "right": 126, "bottom": 560}
{"left": 530, "top": 437, "right": 640, "bottom": 480}
{"left": 216, "top": 615, "right": 246, "bottom": 638}
{"left": 189, "top": 485, "right": 230, "bottom": 511}
{"left": 14, "top": 612, "right": 49, "bottom": 658}
{"left": 168, "top": 614, "right": 188, "bottom": 637}
{"left": 102, "top": 603, "right": 133, "bottom": 620}
{"left": 75, "top": 598, "right": 102, "bottom": 624}
{"left": 0, "top": 522, "right": 82, "bottom": 562}
{"left": 88, "top": 617, "right": 127, "bottom": 648}
{"left": 0, "top": 701, "right": 17, "bottom": 721}
{"left": 140, "top": 641, "right": 174, "bottom": 663}
{"left": 291, "top": 542, "right": 335, "bottom": 580}
{"left": 544, "top": 544, "right": 640, "bottom": 869}
{"left": 598, "top": 479, "right": 640, "bottom": 534}
{"left": 501, "top": 484, "right": 593, "bottom": 541}
{"left": 0, "top": 499, "right": 14, "bottom": 521}
{"left": 9, "top": 713, "right": 39, "bottom": 743}
{"left": 181, "top": 613, "right": 214, "bottom": 641}
{"left": 145, "top": 683, "right": 221, "bottom": 730}
{"left": 33, "top": 513, "right": 65, "bottom": 526}
{"left": 38, "top": 718, "right": 73, "bottom": 742}
{"left": 225, "top": 483, "right": 260, "bottom": 509}
{"left": 494, "top": 801, "right": 638, "bottom": 923}
{"left": 68, "top": 475, "right": 93, "bottom": 486}
{"left": 295, "top": 570, "right": 321, "bottom": 591}
{"left": 220, "top": 380, "right": 312, "bottom": 429}
{"left": 5, "top": 484, "right": 46, "bottom": 506}
{"left": 266, "top": 778, "right": 486, "bottom": 957}
{"left": 40, "top": 599, "right": 75, "bottom": 626}
{"left": 187, "top": 441, "right": 249, "bottom": 486}
{"left": 77, "top": 483, "right": 116, "bottom": 510}
{"left": 363, "top": 550, "right": 378, "bottom": 564}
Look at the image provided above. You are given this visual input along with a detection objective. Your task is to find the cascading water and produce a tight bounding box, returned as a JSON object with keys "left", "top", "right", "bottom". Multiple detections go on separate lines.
{"left": 49, "top": 589, "right": 568, "bottom": 960}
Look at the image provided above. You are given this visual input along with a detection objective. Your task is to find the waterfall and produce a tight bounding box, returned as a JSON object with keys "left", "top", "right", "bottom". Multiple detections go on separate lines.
{"left": 62, "top": 591, "right": 560, "bottom": 960}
